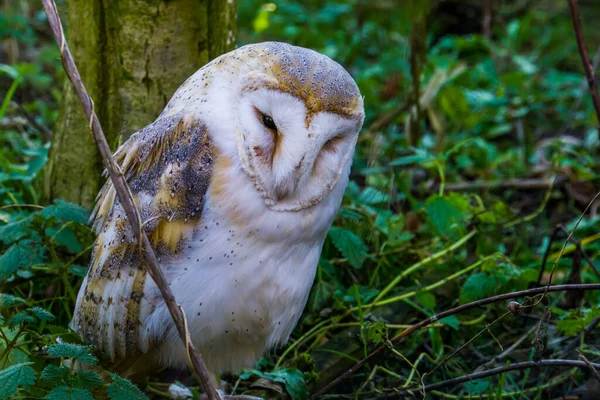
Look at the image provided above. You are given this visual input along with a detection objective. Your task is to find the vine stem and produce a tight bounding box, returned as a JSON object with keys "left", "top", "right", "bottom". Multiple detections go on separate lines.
{"left": 311, "top": 283, "right": 600, "bottom": 398}
{"left": 39, "top": 1, "right": 219, "bottom": 399}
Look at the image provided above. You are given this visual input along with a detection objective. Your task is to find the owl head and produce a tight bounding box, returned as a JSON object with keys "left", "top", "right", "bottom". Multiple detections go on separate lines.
{"left": 166, "top": 42, "right": 364, "bottom": 212}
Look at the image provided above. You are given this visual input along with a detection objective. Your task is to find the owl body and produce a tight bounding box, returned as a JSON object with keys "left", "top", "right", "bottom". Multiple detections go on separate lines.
{"left": 71, "top": 42, "right": 363, "bottom": 378}
{"left": 148, "top": 154, "right": 348, "bottom": 373}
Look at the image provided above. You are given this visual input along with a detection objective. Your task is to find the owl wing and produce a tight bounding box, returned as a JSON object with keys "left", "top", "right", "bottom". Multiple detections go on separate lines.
{"left": 71, "top": 113, "right": 214, "bottom": 368}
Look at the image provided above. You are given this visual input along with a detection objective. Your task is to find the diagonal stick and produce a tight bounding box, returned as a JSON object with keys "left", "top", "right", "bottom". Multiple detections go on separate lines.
{"left": 40, "top": 1, "right": 219, "bottom": 398}
{"left": 568, "top": 0, "right": 600, "bottom": 140}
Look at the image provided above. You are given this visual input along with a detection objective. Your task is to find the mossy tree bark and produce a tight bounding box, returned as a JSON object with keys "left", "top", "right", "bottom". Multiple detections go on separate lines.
{"left": 45, "top": 0, "right": 236, "bottom": 208}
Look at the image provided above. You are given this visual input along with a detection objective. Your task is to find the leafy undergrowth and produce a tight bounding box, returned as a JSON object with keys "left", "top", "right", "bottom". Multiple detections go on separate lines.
{"left": 3, "top": 1, "right": 600, "bottom": 399}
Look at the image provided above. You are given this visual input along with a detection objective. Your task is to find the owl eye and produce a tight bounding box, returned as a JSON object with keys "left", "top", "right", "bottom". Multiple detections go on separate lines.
{"left": 323, "top": 135, "right": 343, "bottom": 153}
{"left": 261, "top": 114, "right": 278, "bottom": 132}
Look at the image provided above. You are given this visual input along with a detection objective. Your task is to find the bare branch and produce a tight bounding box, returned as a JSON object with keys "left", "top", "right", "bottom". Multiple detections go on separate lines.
{"left": 568, "top": 0, "right": 600, "bottom": 140}
{"left": 40, "top": 1, "right": 218, "bottom": 398}
{"left": 369, "top": 359, "right": 600, "bottom": 399}
{"left": 311, "top": 283, "right": 600, "bottom": 398}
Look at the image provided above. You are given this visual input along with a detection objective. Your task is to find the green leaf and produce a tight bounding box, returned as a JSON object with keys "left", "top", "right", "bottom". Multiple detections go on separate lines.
{"left": 47, "top": 225, "right": 82, "bottom": 253}
{"left": 0, "top": 362, "right": 36, "bottom": 399}
{"left": 8, "top": 311, "right": 37, "bottom": 328}
{"left": 0, "top": 216, "right": 34, "bottom": 245}
{"left": 240, "top": 368, "right": 308, "bottom": 400}
{"left": 459, "top": 272, "right": 497, "bottom": 304}
{"left": 68, "top": 265, "right": 88, "bottom": 277}
{"left": 465, "top": 378, "right": 490, "bottom": 394}
{"left": 0, "top": 327, "right": 28, "bottom": 365}
{"left": 106, "top": 373, "right": 148, "bottom": 400}
{"left": 359, "top": 187, "right": 388, "bottom": 205}
{"left": 361, "top": 321, "right": 388, "bottom": 345}
{"left": 7, "top": 307, "right": 54, "bottom": 328}
{"left": 556, "top": 309, "right": 590, "bottom": 337}
{"left": 0, "top": 294, "right": 27, "bottom": 307}
{"left": 416, "top": 292, "right": 436, "bottom": 310}
{"left": 425, "top": 193, "right": 470, "bottom": 237}
{"left": 74, "top": 370, "right": 104, "bottom": 390}
{"left": 27, "top": 307, "right": 55, "bottom": 321}
{"left": 41, "top": 365, "right": 71, "bottom": 383}
{"left": 46, "top": 344, "right": 98, "bottom": 366}
{"left": 328, "top": 227, "right": 368, "bottom": 269}
{"left": 0, "top": 240, "right": 45, "bottom": 282}
{"left": 41, "top": 200, "right": 89, "bottom": 225}
{"left": 440, "top": 315, "right": 460, "bottom": 330}
{"left": 307, "top": 280, "right": 335, "bottom": 313}
{"left": 45, "top": 386, "right": 94, "bottom": 400}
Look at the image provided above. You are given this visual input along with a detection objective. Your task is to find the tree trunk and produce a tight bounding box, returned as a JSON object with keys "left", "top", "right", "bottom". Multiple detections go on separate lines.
{"left": 44, "top": 0, "right": 236, "bottom": 208}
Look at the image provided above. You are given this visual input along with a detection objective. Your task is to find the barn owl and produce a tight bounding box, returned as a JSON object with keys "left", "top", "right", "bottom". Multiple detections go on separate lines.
{"left": 71, "top": 42, "right": 364, "bottom": 382}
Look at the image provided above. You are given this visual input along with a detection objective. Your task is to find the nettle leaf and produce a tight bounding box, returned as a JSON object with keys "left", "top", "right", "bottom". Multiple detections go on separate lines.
{"left": 0, "top": 294, "right": 27, "bottom": 307}
{"left": 0, "top": 362, "right": 36, "bottom": 399}
{"left": 27, "top": 307, "right": 55, "bottom": 321}
{"left": 106, "top": 372, "right": 148, "bottom": 400}
{"left": 0, "top": 239, "right": 45, "bottom": 282}
{"left": 328, "top": 227, "right": 368, "bottom": 269}
{"left": 41, "top": 200, "right": 90, "bottom": 225}
{"left": 8, "top": 307, "right": 55, "bottom": 328}
{"left": 45, "top": 385, "right": 94, "bottom": 400}
{"left": 41, "top": 365, "right": 71, "bottom": 383}
{"left": 74, "top": 370, "right": 104, "bottom": 390}
{"left": 46, "top": 344, "right": 98, "bottom": 366}
{"left": 47, "top": 225, "right": 82, "bottom": 253}
{"left": 425, "top": 193, "right": 470, "bottom": 236}
{"left": 240, "top": 368, "right": 308, "bottom": 400}
{"left": 460, "top": 272, "right": 497, "bottom": 304}
{"left": 8, "top": 311, "right": 37, "bottom": 328}
{"left": 0, "top": 215, "right": 34, "bottom": 245}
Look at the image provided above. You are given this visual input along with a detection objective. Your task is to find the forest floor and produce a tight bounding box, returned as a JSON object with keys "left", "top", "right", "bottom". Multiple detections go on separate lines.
{"left": 2, "top": 1, "right": 600, "bottom": 399}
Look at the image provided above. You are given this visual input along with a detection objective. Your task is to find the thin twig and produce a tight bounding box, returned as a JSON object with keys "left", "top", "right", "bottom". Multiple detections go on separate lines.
{"left": 311, "top": 283, "right": 600, "bottom": 398}
{"left": 536, "top": 225, "right": 600, "bottom": 287}
{"left": 435, "top": 176, "right": 564, "bottom": 192}
{"left": 40, "top": 2, "right": 219, "bottom": 399}
{"left": 568, "top": 0, "right": 600, "bottom": 140}
{"left": 578, "top": 351, "right": 600, "bottom": 383}
{"left": 475, "top": 324, "right": 538, "bottom": 371}
{"left": 426, "top": 312, "right": 510, "bottom": 379}
{"left": 368, "top": 360, "right": 600, "bottom": 399}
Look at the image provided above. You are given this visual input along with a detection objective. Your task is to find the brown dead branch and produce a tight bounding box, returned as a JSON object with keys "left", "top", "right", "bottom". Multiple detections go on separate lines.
{"left": 311, "top": 283, "right": 600, "bottom": 398}
{"left": 568, "top": 0, "right": 600, "bottom": 140}
{"left": 369, "top": 359, "right": 600, "bottom": 399}
{"left": 40, "top": 1, "right": 219, "bottom": 398}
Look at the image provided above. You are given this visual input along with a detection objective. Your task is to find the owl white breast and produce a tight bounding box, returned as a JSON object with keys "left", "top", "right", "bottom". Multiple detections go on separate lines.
{"left": 71, "top": 42, "right": 364, "bottom": 377}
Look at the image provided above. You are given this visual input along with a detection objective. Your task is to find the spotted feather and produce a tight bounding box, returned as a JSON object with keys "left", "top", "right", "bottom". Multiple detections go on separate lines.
{"left": 70, "top": 113, "right": 214, "bottom": 369}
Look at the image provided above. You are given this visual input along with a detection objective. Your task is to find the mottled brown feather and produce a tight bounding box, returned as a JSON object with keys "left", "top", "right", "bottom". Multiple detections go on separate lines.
{"left": 71, "top": 113, "right": 214, "bottom": 371}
